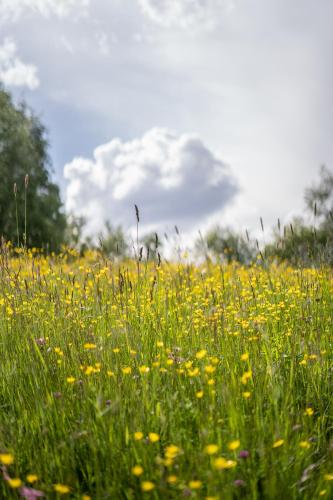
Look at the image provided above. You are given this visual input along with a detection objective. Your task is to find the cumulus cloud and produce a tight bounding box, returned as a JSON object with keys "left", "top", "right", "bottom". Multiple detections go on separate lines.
{"left": 64, "top": 128, "right": 238, "bottom": 236}
{"left": 0, "top": 0, "right": 89, "bottom": 20}
{"left": 138, "top": 0, "right": 228, "bottom": 29}
{"left": 0, "top": 38, "right": 39, "bottom": 89}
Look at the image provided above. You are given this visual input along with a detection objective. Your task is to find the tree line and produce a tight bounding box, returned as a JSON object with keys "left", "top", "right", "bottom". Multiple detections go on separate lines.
{"left": 0, "top": 87, "right": 332, "bottom": 265}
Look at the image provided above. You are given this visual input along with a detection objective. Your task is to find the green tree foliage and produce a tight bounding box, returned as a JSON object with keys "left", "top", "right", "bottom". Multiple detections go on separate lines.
{"left": 0, "top": 87, "right": 66, "bottom": 251}
{"left": 305, "top": 165, "right": 333, "bottom": 229}
{"left": 141, "top": 232, "right": 161, "bottom": 261}
{"left": 98, "top": 221, "right": 129, "bottom": 259}
{"left": 265, "top": 167, "right": 333, "bottom": 265}
{"left": 196, "top": 226, "right": 256, "bottom": 264}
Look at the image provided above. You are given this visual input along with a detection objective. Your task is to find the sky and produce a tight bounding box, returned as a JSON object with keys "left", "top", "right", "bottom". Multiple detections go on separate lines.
{"left": 0, "top": 0, "right": 332, "bottom": 244}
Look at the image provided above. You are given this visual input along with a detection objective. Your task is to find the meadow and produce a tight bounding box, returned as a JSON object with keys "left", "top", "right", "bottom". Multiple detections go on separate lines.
{"left": 0, "top": 246, "right": 332, "bottom": 499}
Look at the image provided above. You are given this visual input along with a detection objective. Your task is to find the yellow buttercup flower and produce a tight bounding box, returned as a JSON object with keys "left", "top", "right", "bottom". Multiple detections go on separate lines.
{"left": 83, "top": 343, "right": 96, "bottom": 350}
{"left": 0, "top": 453, "right": 14, "bottom": 465}
{"left": 8, "top": 478, "right": 22, "bottom": 489}
{"left": 54, "top": 484, "right": 70, "bottom": 494}
{"left": 132, "top": 465, "right": 144, "bottom": 476}
{"left": 196, "top": 349, "right": 207, "bottom": 360}
{"left": 26, "top": 474, "right": 38, "bottom": 483}
{"left": 134, "top": 431, "right": 144, "bottom": 441}
{"left": 196, "top": 390, "right": 204, "bottom": 398}
{"left": 204, "top": 365, "right": 216, "bottom": 374}
{"left": 165, "top": 445, "right": 180, "bottom": 459}
{"left": 213, "top": 457, "right": 237, "bottom": 470}
{"left": 148, "top": 432, "right": 160, "bottom": 443}
{"left": 167, "top": 475, "right": 178, "bottom": 484}
{"left": 204, "top": 444, "right": 219, "bottom": 455}
{"left": 189, "top": 480, "right": 202, "bottom": 489}
{"left": 241, "top": 352, "right": 249, "bottom": 361}
{"left": 122, "top": 367, "right": 132, "bottom": 375}
{"left": 272, "top": 439, "right": 284, "bottom": 448}
{"left": 141, "top": 481, "right": 155, "bottom": 492}
{"left": 228, "top": 440, "right": 240, "bottom": 451}
{"left": 240, "top": 370, "right": 252, "bottom": 385}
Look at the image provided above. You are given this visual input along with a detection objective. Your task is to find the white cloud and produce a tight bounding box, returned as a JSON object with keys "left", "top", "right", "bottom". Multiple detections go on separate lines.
{"left": 64, "top": 127, "right": 238, "bottom": 236}
{"left": 0, "top": 38, "right": 39, "bottom": 89}
{"left": 137, "top": 0, "right": 229, "bottom": 29}
{"left": 0, "top": 0, "right": 90, "bottom": 20}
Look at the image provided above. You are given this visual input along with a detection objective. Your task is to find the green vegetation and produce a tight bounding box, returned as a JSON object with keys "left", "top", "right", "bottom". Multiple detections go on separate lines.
{"left": 0, "top": 249, "right": 332, "bottom": 498}
{"left": 0, "top": 87, "right": 66, "bottom": 251}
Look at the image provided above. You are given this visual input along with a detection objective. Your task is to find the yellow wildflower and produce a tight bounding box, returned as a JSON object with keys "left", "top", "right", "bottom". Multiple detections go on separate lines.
{"left": 196, "top": 350, "right": 207, "bottom": 360}
{"left": 0, "top": 453, "right": 14, "bottom": 465}
{"left": 204, "top": 365, "right": 216, "bottom": 374}
{"left": 189, "top": 480, "right": 202, "bottom": 489}
{"left": 240, "top": 370, "right": 252, "bottom": 385}
{"left": 228, "top": 440, "right": 240, "bottom": 451}
{"left": 148, "top": 432, "right": 160, "bottom": 443}
{"left": 26, "top": 474, "right": 38, "bottom": 483}
{"left": 83, "top": 343, "right": 96, "bottom": 350}
{"left": 272, "top": 439, "right": 284, "bottom": 448}
{"left": 204, "top": 444, "right": 219, "bottom": 455}
{"left": 165, "top": 445, "right": 180, "bottom": 459}
{"left": 213, "top": 457, "right": 237, "bottom": 470}
{"left": 132, "top": 465, "right": 144, "bottom": 476}
{"left": 141, "top": 481, "right": 155, "bottom": 492}
{"left": 134, "top": 432, "right": 144, "bottom": 441}
{"left": 54, "top": 484, "right": 70, "bottom": 494}
{"left": 8, "top": 478, "right": 22, "bottom": 489}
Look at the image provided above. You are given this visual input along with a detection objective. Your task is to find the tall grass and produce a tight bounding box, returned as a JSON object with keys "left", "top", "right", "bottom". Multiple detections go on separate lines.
{"left": 0, "top": 246, "right": 332, "bottom": 499}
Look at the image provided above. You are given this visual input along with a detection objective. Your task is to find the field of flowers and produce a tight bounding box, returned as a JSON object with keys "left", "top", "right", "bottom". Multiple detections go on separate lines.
{"left": 0, "top": 246, "right": 332, "bottom": 499}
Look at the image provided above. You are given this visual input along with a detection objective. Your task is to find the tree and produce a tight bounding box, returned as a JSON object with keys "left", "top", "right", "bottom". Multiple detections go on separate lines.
{"left": 265, "top": 166, "right": 333, "bottom": 265}
{"left": 0, "top": 87, "right": 66, "bottom": 251}
{"left": 305, "top": 165, "right": 333, "bottom": 229}
{"left": 196, "top": 226, "right": 256, "bottom": 264}
{"left": 98, "top": 221, "right": 129, "bottom": 259}
{"left": 141, "top": 232, "right": 161, "bottom": 261}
